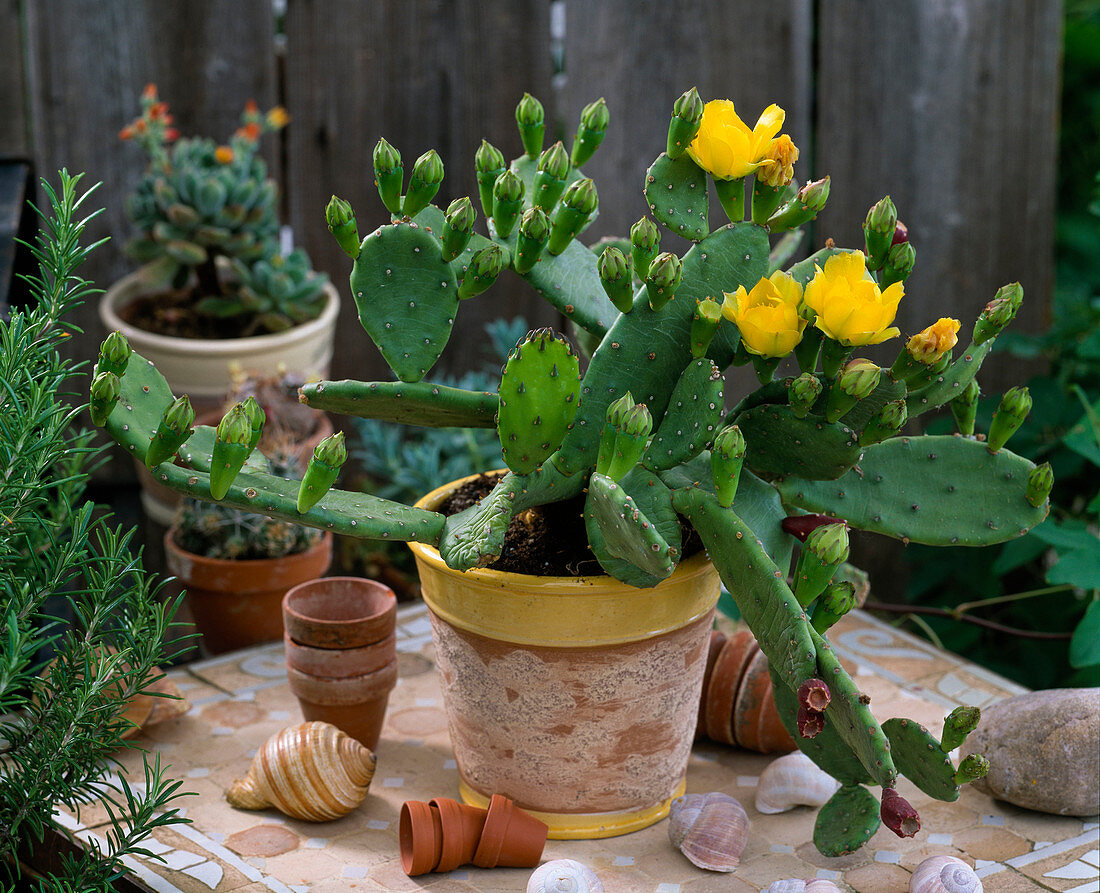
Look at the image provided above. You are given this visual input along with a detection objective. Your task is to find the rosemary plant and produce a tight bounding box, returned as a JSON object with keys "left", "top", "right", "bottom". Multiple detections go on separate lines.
{"left": 0, "top": 172, "right": 190, "bottom": 890}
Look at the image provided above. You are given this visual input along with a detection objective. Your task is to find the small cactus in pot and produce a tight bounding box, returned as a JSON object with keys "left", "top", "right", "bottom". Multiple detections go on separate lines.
{"left": 96, "top": 88, "right": 1047, "bottom": 854}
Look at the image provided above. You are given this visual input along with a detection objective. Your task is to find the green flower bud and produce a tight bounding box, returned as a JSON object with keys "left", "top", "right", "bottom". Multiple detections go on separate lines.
{"left": 940, "top": 706, "right": 981, "bottom": 753}
{"left": 298, "top": 432, "right": 347, "bottom": 514}
{"left": 951, "top": 379, "right": 980, "bottom": 436}
{"left": 880, "top": 239, "right": 916, "bottom": 289}
{"left": 145, "top": 394, "right": 196, "bottom": 468}
{"left": 988, "top": 386, "right": 1031, "bottom": 452}
{"left": 863, "top": 196, "right": 897, "bottom": 269}
{"left": 515, "top": 92, "right": 546, "bottom": 159}
{"left": 209, "top": 404, "right": 254, "bottom": 499}
{"left": 513, "top": 207, "right": 550, "bottom": 274}
{"left": 571, "top": 97, "right": 610, "bottom": 168}
{"left": 315, "top": 429, "right": 347, "bottom": 467}
{"left": 793, "top": 521, "right": 849, "bottom": 607}
{"left": 241, "top": 395, "right": 265, "bottom": 451}
{"left": 474, "top": 139, "right": 507, "bottom": 219}
{"left": 89, "top": 370, "right": 121, "bottom": 427}
{"left": 325, "top": 195, "right": 360, "bottom": 260}
{"left": 597, "top": 392, "right": 635, "bottom": 477}
{"left": 533, "top": 141, "right": 571, "bottom": 212}
{"left": 458, "top": 243, "right": 504, "bottom": 300}
{"left": 710, "top": 424, "right": 746, "bottom": 507}
{"left": 608, "top": 392, "right": 636, "bottom": 426}
{"left": 826, "top": 358, "right": 880, "bottom": 422}
{"left": 861, "top": 398, "right": 908, "bottom": 446}
{"left": 372, "top": 137, "right": 404, "bottom": 215}
{"left": 547, "top": 178, "right": 598, "bottom": 255}
{"left": 1026, "top": 461, "right": 1054, "bottom": 508}
{"left": 401, "top": 149, "right": 444, "bottom": 219}
{"left": 216, "top": 403, "right": 253, "bottom": 445}
{"left": 630, "top": 216, "right": 660, "bottom": 280}
{"left": 645, "top": 251, "right": 683, "bottom": 311}
{"left": 96, "top": 331, "right": 131, "bottom": 379}
{"left": 810, "top": 580, "right": 857, "bottom": 634}
{"left": 604, "top": 401, "right": 652, "bottom": 481}
{"left": 442, "top": 196, "right": 476, "bottom": 262}
{"left": 954, "top": 753, "right": 990, "bottom": 785}
{"left": 973, "top": 282, "right": 1023, "bottom": 345}
{"left": 598, "top": 245, "right": 634, "bottom": 314}
{"left": 561, "top": 177, "right": 598, "bottom": 214}
{"left": 789, "top": 372, "right": 823, "bottom": 418}
{"left": 691, "top": 298, "right": 722, "bottom": 358}
{"left": 666, "top": 86, "right": 704, "bottom": 159}
{"left": 491, "top": 168, "right": 525, "bottom": 238}
{"left": 806, "top": 520, "right": 850, "bottom": 566}
{"left": 767, "top": 176, "right": 830, "bottom": 232}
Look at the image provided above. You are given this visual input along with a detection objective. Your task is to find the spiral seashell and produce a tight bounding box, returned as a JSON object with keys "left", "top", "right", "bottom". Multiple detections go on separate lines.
{"left": 755, "top": 750, "right": 841, "bottom": 814}
{"left": 667, "top": 791, "right": 749, "bottom": 872}
{"left": 527, "top": 859, "right": 604, "bottom": 893}
{"left": 910, "top": 855, "right": 983, "bottom": 893}
{"left": 764, "top": 881, "right": 842, "bottom": 893}
{"left": 226, "top": 721, "right": 377, "bottom": 821}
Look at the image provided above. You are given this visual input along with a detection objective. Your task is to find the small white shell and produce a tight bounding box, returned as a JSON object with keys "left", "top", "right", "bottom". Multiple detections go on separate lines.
{"left": 668, "top": 791, "right": 749, "bottom": 872}
{"left": 910, "top": 855, "right": 983, "bottom": 893}
{"left": 765, "top": 882, "right": 842, "bottom": 893}
{"left": 755, "top": 751, "right": 840, "bottom": 814}
{"left": 527, "top": 859, "right": 604, "bottom": 893}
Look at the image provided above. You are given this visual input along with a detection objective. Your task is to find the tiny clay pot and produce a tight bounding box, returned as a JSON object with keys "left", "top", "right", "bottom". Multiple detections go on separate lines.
{"left": 283, "top": 576, "right": 396, "bottom": 649}
{"left": 284, "top": 630, "right": 397, "bottom": 678}
{"left": 473, "top": 794, "right": 549, "bottom": 869}
{"left": 703, "top": 630, "right": 757, "bottom": 745}
{"left": 399, "top": 799, "right": 444, "bottom": 876}
{"left": 696, "top": 629, "right": 729, "bottom": 740}
{"left": 430, "top": 797, "right": 489, "bottom": 872}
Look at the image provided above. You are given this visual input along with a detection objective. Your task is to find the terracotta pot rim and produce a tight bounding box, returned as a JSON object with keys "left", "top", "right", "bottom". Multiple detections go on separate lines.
{"left": 286, "top": 660, "right": 397, "bottom": 690}
{"left": 284, "top": 631, "right": 396, "bottom": 678}
{"left": 165, "top": 528, "right": 332, "bottom": 571}
{"left": 282, "top": 577, "right": 397, "bottom": 648}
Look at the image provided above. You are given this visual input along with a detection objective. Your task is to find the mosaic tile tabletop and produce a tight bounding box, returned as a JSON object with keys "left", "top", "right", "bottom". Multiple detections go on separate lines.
{"left": 56, "top": 606, "right": 1099, "bottom": 893}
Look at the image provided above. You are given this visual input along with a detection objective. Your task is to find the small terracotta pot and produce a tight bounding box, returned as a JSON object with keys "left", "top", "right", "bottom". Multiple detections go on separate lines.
{"left": 472, "top": 794, "right": 548, "bottom": 869}
{"left": 734, "top": 648, "right": 795, "bottom": 753}
{"left": 287, "top": 662, "right": 398, "bottom": 749}
{"left": 283, "top": 577, "right": 396, "bottom": 649}
{"left": 696, "top": 629, "right": 729, "bottom": 739}
{"left": 165, "top": 530, "right": 332, "bottom": 655}
{"left": 284, "top": 631, "right": 396, "bottom": 678}
{"left": 431, "top": 797, "right": 488, "bottom": 872}
{"left": 399, "top": 799, "right": 444, "bottom": 877}
{"left": 703, "top": 630, "right": 757, "bottom": 745}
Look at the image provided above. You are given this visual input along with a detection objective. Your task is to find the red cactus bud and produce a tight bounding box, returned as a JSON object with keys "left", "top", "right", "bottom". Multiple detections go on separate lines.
{"left": 880, "top": 788, "right": 920, "bottom": 838}
{"left": 142, "top": 83, "right": 157, "bottom": 100}
{"left": 798, "top": 678, "right": 832, "bottom": 712}
{"left": 891, "top": 221, "right": 909, "bottom": 246}
{"left": 797, "top": 705, "right": 825, "bottom": 738}
{"left": 782, "top": 514, "right": 844, "bottom": 543}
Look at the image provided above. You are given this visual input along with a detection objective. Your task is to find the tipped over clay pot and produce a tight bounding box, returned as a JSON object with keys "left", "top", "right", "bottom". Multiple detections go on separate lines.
{"left": 473, "top": 794, "right": 549, "bottom": 869}
{"left": 431, "top": 797, "right": 489, "bottom": 872}
{"left": 399, "top": 799, "right": 444, "bottom": 876}
{"left": 283, "top": 576, "right": 396, "bottom": 649}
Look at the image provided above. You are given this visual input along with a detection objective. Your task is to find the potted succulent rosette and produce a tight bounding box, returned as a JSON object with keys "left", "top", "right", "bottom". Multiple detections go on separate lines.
{"left": 93, "top": 88, "right": 1045, "bottom": 852}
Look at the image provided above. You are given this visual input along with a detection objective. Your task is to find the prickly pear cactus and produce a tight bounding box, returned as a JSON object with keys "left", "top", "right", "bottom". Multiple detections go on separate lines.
{"left": 96, "top": 87, "right": 1048, "bottom": 856}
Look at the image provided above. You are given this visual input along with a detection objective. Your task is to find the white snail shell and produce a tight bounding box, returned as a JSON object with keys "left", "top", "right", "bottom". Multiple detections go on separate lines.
{"left": 226, "top": 721, "right": 376, "bottom": 822}
{"left": 755, "top": 751, "right": 840, "bottom": 814}
{"left": 667, "top": 791, "right": 749, "bottom": 872}
{"left": 910, "top": 855, "right": 983, "bottom": 893}
{"left": 765, "top": 881, "right": 842, "bottom": 893}
{"left": 527, "top": 859, "right": 604, "bottom": 893}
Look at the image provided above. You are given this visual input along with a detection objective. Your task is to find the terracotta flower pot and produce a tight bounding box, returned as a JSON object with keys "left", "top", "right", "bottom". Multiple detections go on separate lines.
{"left": 408, "top": 474, "right": 721, "bottom": 840}
{"left": 283, "top": 577, "right": 397, "bottom": 649}
{"left": 286, "top": 662, "right": 398, "bottom": 749}
{"left": 284, "top": 631, "right": 396, "bottom": 678}
{"left": 165, "top": 530, "right": 332, "bottom": 655}
{"left": 703, "top": 630, "right": 757, "bottom": 744}
{"left": 430, "top": 797, "right": 488, "bottom": 873}
{"left": 399, "top": 799, "right": 444, "bottom": 877}
{"left": 472, "top": 794, "right": 548, "bottom": 869}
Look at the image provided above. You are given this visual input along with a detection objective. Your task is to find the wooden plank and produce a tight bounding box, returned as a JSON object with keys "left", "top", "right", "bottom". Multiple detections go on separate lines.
{"left": 284, "top": 0, "right": 557, "bottom": 385}
{"left": 0, "top": 0, "right": 30, "bottom": 158}
{"left": 815, "top": 0, "right": 1061, "bottom": 392}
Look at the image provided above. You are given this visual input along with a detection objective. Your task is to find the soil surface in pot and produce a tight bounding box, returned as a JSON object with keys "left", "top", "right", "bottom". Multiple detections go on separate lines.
{"left": 437, "top": 472, "right": 701, "bottom": 577}
{"left": 117, "top": 286, "right": 261, "bottom": 339}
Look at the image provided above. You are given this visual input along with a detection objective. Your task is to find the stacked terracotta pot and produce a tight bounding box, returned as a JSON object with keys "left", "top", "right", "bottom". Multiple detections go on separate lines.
{"left": 282, "top": 577, "right": 397, "bottom": 749}
{"left": 399, "top": 794, "right": 548, "bottom": 876}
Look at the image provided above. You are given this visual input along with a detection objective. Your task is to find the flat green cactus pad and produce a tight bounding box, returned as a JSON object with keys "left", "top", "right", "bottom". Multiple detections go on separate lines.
{"left": 523, "top": 236, "right": 620, "bottom": 336}
{"left": 813, "top": 784, "right": 881, "bottom": 857}
{"left": 642, "top": 358, "right": 723, "bottom": 471}
{"left": 351, "top": 222, "right": 458, "bottom": 382}
{"left": 777, "top": 434, "right": 1049, "bottom": 545}
{"left": 736, "top": 404, "right": 862, "bottom": 481}
{"left": 882, "top": 717, "right": 961, "bottom": 802}
{"left": 585, "top": 471, "right": 676, "bottom": 581}
{"left": 300, "top": 379, "right": 498, "bottom": 428}
{"left": 644, "top": 153, "right": 709, "bottom": 241}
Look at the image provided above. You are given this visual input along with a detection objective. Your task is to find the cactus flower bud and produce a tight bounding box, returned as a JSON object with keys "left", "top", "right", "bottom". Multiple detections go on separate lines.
{"left": 666, "top": 86, "right": 704, "bottom": 160}
{"left": 372, "top": 137, "right": 404, "bottom": 215}
{"left": 601, "top": 398, "right": 652, "bottom": 481}
{"left": 325, "top": 195, "right": 360, "bottom": 260}
{"left": 210, "top": 404, "right": 254, "bottom": 499}
{"left": 297, "top": 431, "right": 347, "bottom": 513}
{"left": 401, "top": 149, "right": 444, "bottom": 219}
{"left": 241, "top": 395, "right": 265, "bottom": 452}
{"left": 630, "top": 216, "right": 660, "bottom": 280}
{"left": 880, "top": 239, "right": 916, "bottom": 289}
{"left": 797, "top": 678, "right": 832, "bottom": 713}
{"left": 474, "top": 139, "right": 507, "bottom": 219}
{"left": 797, "top": 705, "right": 825, "bottom": 738}
{"left": 645, "top": 251, "right": 683, "bottom": 311}
{"left": 973, "top": 282, "right": 1023, "bottom": 345}
{"left": 1026, "top": 461, "right": 1054, "bottom": 508}
{"left": 547, "top": 178, "right": 598, "bottom": 255}
{"left": 571, "top": 97, "right": 610, "bottom": 167}
{"left": 781, "top": 513, "right": 842, "bottom": 542}
{"left": 940, "top": 705, "right": 982, "bottom": 753}
{"left": 533, "top": 141, "right": 570, "bottom": 212}
{"left": 767, "top": 176, "right": 830, "bottom": 232}
{"left": 598, "top": 245, "right": 634, "bottom": 314}
{"left": 458, "top": 243, "right": 505, "bottom": 300}
{"left": 144, "top": 394, "right": 195, "bottom": 468}
{"left": 793, "top": 520, "right": 849, "bottom": 606}
{"left": 987, "top": 385, "right": 1031, "bottom": 452}
{"left": 811, "top": 581, "right": 857, "bottom": 633}
{"left": 490, "top": 168, "right": 525, "bottom": 238}
{"left": 880, "top": 788, "right": 920, "bottom": 838}
{"left": 863, "top": 196, "right": 897, "bottom": 269}
{"left": 607, "top": 392, "right": 637, "bottom": 427}
{"left": 89, "top": 371, "right": 121, "bottom": 427}
{"left": 96, "top": 331, "right": 131, "bottom": 378}
{"left": 950, "top": 378, "right": 981, "bottom": 436}
{"left": 906, "top": 317, "right": 960, "bottom": 366}
{"left": 826, "top": 358, "right": 881, "bottom": 423}
{"left": 710, "top": 424, "right": 746, "bottom": 507}
{"left": 441, "top": 196, "right": 476, "bottom": 262}
{"left": 860, "top": 398, "right": 908, "bottom": 446}
{"left": 954, "top": 753, "right": 990, "bottom": 785}
{"left": 515, "top": 92, "right": 546, "bottom": 158}
{"left": 789, "top": 372, "right": 824, "bottom": 418}
{"left": 691, "top": 298, "right": 722, "bottom": 357}
{"left": 514, "top": 207, "right": 550, "bottom": 274}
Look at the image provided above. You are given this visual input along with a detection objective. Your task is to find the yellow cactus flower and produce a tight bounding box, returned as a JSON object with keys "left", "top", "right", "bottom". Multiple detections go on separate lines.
{"left": 214, "top": 145, "right": 235, "bottom": 164}
{"left": 803, "top": 252, "right": 903, "bottom": 346}
{"left": 722, "top": 271, "right": 807, "bottom": 358}
{"left": 757, "top": 134, "right": 800, "bottom": 187}
{"left": 687, "top": 100, "right": 786, "bottom": 181}
{"left": 907, "top": 317, "right": 960, "bottom": 364}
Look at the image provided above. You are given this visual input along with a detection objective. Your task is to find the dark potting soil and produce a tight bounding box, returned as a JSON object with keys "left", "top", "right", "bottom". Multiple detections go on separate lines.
{"left": 438, "top": 472, "right": 702, "bottom": 577}
{"left": 118, "top": 289, "right": 250, "bottom": 339}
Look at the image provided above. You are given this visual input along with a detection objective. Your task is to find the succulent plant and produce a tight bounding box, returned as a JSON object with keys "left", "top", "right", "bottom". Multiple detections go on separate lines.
{"left": 97, "top": 88, "right": 1050, "bottom": 855}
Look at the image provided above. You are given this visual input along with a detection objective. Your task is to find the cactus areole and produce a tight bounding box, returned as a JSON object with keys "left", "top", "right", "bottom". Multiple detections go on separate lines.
{"left": 97, "top": 89, "right": 1046, "bottom": 850}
